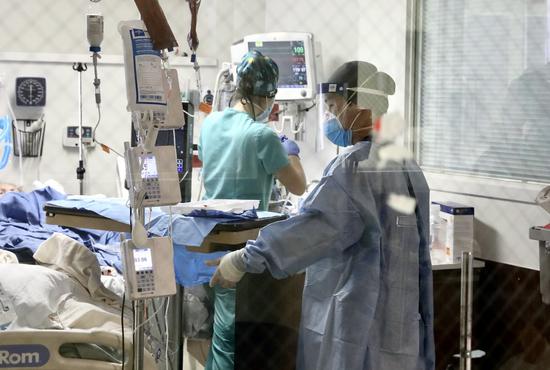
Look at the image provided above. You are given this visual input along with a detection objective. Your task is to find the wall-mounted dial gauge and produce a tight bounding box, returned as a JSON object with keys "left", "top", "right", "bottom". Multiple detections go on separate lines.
{"left": 16, "top": 77, "right": 46, "bottom": 107}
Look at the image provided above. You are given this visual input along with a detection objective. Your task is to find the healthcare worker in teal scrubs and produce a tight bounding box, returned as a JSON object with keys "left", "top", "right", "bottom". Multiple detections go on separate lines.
{"left": 199, "top": 50, "right": 306, "bottom": 370}
{"left": 209, "top": 61, "right": 435, "bottom": 370}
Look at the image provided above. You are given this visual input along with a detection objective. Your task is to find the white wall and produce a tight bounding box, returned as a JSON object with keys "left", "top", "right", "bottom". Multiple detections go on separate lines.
{"left": 358, "top": 0, "right": 409, "bottom": 118}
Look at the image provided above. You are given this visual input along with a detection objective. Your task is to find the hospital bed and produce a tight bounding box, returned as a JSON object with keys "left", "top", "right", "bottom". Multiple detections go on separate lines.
{"left": 0, "top": 261, "right": 158, "bottom": 370}
{"left": 1, "top": 187, "right": 295, "bottom": 369}
{"left": 0, "top": 188, "right": 158, "bottom": 370}
{"left": 42, "top": 198, "right": 299, "bottom": 370}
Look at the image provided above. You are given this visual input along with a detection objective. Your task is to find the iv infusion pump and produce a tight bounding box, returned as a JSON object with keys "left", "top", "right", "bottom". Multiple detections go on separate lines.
{"left": 122, "top": 237, "right": 177, "bottom": 300}
{"left": 125, "top": 144, "right": 182, "bottom": 207}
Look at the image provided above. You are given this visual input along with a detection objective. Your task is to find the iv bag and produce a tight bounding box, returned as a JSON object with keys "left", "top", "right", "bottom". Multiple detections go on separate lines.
{"left": 118, "top": 20, "right": 168, "bottom": 113}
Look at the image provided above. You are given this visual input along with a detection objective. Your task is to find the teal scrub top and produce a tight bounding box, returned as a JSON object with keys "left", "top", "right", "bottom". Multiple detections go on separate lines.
{"left": 198, "top": 108, "right": 289, "bottom": 211}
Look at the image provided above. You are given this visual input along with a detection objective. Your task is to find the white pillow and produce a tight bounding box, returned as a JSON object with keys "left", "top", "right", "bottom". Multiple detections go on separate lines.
{"left": 0, "top": 264, "right": 75, "bottom": 329}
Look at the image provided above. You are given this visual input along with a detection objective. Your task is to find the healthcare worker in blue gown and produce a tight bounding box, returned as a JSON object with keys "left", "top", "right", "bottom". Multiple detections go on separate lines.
{"left": 210, "top": 61, "right": 435, "bottom": 370}
{"left": 199, "top": 50, "right": 306, "bottom": 370}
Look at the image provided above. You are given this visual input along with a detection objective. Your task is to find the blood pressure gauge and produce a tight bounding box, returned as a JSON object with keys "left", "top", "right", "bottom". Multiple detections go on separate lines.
{"left": 15, "top": 77, "right": 46, "bottom": 107}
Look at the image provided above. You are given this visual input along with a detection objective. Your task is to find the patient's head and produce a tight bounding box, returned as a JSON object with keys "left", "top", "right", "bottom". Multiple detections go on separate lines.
{"left": 0, "top": 183, "right": 21, "bottom": 196}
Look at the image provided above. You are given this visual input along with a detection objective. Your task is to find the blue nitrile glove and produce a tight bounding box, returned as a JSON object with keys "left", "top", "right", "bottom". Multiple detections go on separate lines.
{"left": 279, "top": 135, "right": 300, "bottom": 158}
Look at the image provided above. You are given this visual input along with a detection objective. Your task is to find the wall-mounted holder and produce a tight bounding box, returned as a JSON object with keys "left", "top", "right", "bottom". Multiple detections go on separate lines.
{"left": 529, "top": 226, "right": 550, "bottom": 305}
{"left": 12, "top": 119, "right": 46, "bottom": 157}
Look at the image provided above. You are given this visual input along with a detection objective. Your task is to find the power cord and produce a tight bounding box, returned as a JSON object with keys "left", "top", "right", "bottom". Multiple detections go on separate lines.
{"left": 92, "top": 103, "right": 101, "bottom": 143}
{"left": 298, "top": 101, "right": 316, "bottom": 112}
{"left": 92, "top": 105, "right": 123, "bottom": 158}
{"left": 121, "top": 292, "right": 126, "bottom": 370}
{"left": 165, "top": 207, "right": 174, "bottom": 369}
{"left": 291, "top": 120, "right": 305, "bottom": 134}
{"left": 168, "top": 206, "right": 174, "bottom": 237}
{"left": 196, "top": 170, "right": 204, "bottom": 201}
{"left": 179, "top": 170, "right": 189, "bottom": 184}
{"left": 182, "top": 109, "right": 195, "bottom": 118}
{"left": 125, "top": 207, "right": 133, "bottom": 370}
{"left": 133, "top": 298, "right": 167, "bottom": 332}
{"left": 164, "top": 297, "right": 171, "bottom": 369}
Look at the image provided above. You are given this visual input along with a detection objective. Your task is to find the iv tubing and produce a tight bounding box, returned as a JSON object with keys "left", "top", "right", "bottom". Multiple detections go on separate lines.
{"left": 4, "top": 94, "right": 24, "bottom": 186}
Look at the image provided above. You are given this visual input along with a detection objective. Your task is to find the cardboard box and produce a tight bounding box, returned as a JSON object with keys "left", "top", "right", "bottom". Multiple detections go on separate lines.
{"left": 432, "top": 201, "right": 474, "bottom": 263}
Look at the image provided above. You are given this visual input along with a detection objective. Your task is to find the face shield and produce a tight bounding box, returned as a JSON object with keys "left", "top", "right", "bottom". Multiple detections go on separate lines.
{"left": 317, "top": 83, "right": 375, "bottom": 148}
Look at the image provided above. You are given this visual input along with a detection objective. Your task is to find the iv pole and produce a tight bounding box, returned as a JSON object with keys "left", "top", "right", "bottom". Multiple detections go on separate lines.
{"left": 129, "top": 1, "right": 184, "bottom": 368}
{"left": 73, "top": 62, "right": 87, "bottom": 195}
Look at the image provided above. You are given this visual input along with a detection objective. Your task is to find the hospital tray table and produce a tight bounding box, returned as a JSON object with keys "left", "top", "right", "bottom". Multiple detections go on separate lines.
{"left": 432, "top": 260, "right": 485, "bottom": 270}
{"left": 43, "top": 205, "right": 131, "bottom": 233}
{"left": 188, "top": 214, "right": 287, "bottom": 252}
{"left": 43, "top": 204, "right": 287, "bottom": 243}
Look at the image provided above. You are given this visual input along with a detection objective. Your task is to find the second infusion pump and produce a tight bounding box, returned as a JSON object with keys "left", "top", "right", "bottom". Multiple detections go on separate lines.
{"left": 125, "top": 144, "right": 182, "bottom": 207}
{"left": 122, "top": 237, "right": 177, "bottom": 300}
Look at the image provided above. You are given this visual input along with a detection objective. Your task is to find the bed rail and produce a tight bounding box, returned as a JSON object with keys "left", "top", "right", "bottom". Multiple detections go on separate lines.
{"left": 0, "top": 329, "right": 138, "bottom": 370}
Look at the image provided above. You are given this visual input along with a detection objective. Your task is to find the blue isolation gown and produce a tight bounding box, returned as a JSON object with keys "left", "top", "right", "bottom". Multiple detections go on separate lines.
{"left": 243, "top": 141, "right": 435, "bottom": 370}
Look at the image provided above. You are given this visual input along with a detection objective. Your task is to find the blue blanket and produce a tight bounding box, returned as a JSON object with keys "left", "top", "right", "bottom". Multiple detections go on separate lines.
{"left": 46, "top": 199, "right": 236, "bottom": 286}
{"left": 31, "top": 195, "right": 279, "bottom": 286}
{"left": 0, "top": 187, "right": 120, "bottom": 264}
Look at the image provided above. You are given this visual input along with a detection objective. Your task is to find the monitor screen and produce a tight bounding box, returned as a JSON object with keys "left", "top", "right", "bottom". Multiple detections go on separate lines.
{"left": 248, "top": 40, "right": 307, "bottom": 88}
{"left": 133, "top": 248, "right": 153, "bottom": 271}
{"left": 140, "top": 154, "right": 158, "bottom": 179}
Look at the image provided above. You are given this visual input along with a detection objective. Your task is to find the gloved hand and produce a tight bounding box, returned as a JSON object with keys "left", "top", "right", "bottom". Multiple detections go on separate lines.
{"left": 279, "top": 135, "right": 300, "bottom": 157}
{"left": 207, "top": 249, "right": 246, "bottom": 288}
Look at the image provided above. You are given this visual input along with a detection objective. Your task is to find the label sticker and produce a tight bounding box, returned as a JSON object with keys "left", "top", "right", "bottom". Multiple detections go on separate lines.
{"left": 0, "top": 345, "right": 50, "bottom": 368}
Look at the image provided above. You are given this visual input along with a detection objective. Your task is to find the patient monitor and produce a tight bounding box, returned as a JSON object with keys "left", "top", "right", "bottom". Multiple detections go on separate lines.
{"left": 125, "top": 144, "right": 181, "bottom": 207}
{"left": 122, "top": 237, "right": 177, "bottom": 300}
{"left": 231, "top": 32, "right": 317, "bottom": 101}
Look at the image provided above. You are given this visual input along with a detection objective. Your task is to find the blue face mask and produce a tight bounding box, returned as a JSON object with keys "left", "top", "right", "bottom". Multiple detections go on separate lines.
{"left": 254, "top": 98, "right": 274, "bottom": 122}
{"left": 324, "top": 115, "right": 353, "bottom": 147}
{"left": 256, "top": 106, "right": 271, "bottom": 122}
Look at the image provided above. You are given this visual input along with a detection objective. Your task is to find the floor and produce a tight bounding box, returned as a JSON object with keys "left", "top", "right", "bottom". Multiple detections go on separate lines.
{"left": 183, "top": 339, "right": 206, "bottom": 370}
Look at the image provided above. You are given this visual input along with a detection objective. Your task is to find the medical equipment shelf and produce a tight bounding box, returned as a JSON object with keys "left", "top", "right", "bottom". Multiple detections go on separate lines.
{"left": 43, "top": 204, "right": 287, "bottom": 236}
{"left": 432, "top": 259, "right": 485, "bottom": 271}
{"left": 529, "top": 225, "right": 550, "bottom": 242}
{"left": 44, "top": 205, "right": 131, "bottom": 232}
